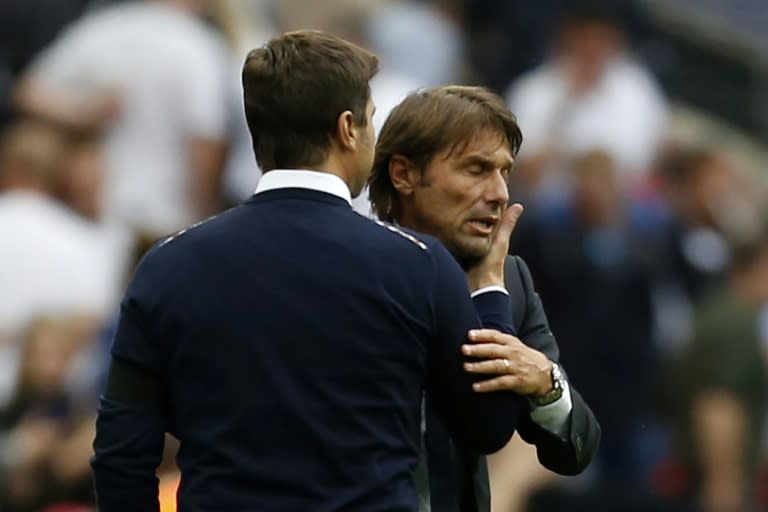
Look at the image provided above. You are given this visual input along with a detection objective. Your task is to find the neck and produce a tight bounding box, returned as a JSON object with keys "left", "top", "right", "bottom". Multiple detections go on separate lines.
{"left": 299, "top": 154, "right": 357, "bottom": 196}
{"left": 396, "top": 206, "right": 423, "bottom": 231}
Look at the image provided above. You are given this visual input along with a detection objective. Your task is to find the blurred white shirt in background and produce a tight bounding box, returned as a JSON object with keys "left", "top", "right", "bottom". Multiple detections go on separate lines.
{"left": 0, "top": 191, "right": 125, "bottom": 404}
{"left": 507, "top": 56, "right": 667, "bottom": 190}
{"left": 27, "top": 2, "right": 230, "bottom": 236}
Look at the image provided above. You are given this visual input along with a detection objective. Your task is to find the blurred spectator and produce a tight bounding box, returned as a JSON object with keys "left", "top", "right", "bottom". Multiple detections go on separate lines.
{"left": 656, "top": 147, "right": 763, "bottom": 301}
{"left": 0, "top": 316, "right": 98, "bottom": 512}
{"left": 15, "top": 0, "right": 231, "bottom": 239}
{"left": 0, "top": 0, "right": 95, "bottom": 129}
{"left": 669, "top": 232, "right": 768, "bottom": 512}
{"left": 652, "top": 147, "right": 766, "bottom": 359}
{"left": 205, "top": 0, "right": 277, "bottom": 205}
{"left": 0, "top": 120, "right": 121, "bottom": 404}
{"left": 512, "top": 150, "right": 662, "bottom": 486}
{"left": 464, "top": 0, "right": 661, "bottom": 93}
{"left": 367, "top": 0, "right": 464, "bottom": 86}
{"left": 505, "top": 4, "right": 667, "bottom": 202}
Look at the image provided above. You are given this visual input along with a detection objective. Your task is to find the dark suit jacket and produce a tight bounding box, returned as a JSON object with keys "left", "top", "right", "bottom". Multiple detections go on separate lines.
{"left": 92, "top": 189, "right": 521, "bottom": 512}
{"left": 424, "top": 255, "right": 601, "bottom": 512}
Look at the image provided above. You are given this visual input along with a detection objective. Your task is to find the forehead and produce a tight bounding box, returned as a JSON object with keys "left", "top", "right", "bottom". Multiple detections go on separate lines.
{"left": 436, "top": 128, "right": 513, "bottom": 167}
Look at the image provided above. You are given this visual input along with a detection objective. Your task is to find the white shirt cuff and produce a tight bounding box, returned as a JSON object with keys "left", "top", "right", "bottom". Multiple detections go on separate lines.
{"left": 529, "top": 380, "right": 573, "bottom": 438}
{"left": 470, "top": 285, "right": 509, "bottom": 298}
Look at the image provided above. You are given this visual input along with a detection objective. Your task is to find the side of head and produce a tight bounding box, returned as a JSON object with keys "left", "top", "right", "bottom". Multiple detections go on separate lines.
{"left": 369, "top": 85, "right": 522, "bottom": 267}
{"left": 242, "top": 30, "right": 379, "bottom": 196}
{"left": 0, "top": 120, "right": 67, "bottom": 194}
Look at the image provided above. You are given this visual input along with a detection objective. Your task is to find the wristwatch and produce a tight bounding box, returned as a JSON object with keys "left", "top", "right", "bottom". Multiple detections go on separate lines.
{"left": 529, "top": 362, "right": 565, "bottom": 407}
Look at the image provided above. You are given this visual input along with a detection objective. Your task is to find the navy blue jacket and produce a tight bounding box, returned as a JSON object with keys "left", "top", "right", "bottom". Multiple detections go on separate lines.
{"left": 91, "top": 187, "right": 520, "bottom": 512}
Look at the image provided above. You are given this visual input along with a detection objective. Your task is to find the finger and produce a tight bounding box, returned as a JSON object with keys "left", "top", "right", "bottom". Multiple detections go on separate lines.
{"left": 468, "top": 329, "right": 523, "bottom": 345}
{"left": 464, "top": 359, "right": 515, "bottom": 375}
{"left": 473, "top": 375, "right": 521, "bottom": 393}
{"left": 462, "top": 343, "right": 509, "bottom": 359}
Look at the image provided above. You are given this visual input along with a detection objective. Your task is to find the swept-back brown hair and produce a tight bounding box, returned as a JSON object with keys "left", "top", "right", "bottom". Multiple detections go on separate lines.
{"left": 369, "top": 85, "right": 523, "bottom": 222}
{"left": 242, "top": 30, "right": 379, "bottom": 171}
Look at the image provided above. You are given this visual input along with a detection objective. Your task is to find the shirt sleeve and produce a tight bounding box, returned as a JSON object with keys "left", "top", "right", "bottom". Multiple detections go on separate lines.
{"left": 425, "top": 243, "right": 522, "bottom": 454}
{"left": 529, "top": 380, "right": 573, "bottom": 438}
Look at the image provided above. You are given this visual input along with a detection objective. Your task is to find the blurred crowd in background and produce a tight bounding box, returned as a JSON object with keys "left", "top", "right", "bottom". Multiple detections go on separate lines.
{"left": 0, "top": 0, "right": 767, "bottom": 511}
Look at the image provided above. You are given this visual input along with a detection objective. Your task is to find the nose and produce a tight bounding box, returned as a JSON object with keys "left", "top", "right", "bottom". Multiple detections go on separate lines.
{"left": 484, "top": 169, "right": 509, "bottom": 208}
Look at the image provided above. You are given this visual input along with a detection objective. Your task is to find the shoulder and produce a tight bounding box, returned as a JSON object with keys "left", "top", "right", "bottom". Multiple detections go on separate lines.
{"left": 133, "top": 208, "right": 237, "bottom": 281}
{"left": 369, "top": 219, "right": 430, "bottom": 251}
{"left": 359, "top": 218, "right": 458, "bottom": 273}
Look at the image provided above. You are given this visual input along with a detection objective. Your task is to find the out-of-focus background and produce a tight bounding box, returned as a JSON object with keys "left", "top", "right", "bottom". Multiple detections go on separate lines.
{"left": 0, "top": 1, "right": 766, "bottom": 511}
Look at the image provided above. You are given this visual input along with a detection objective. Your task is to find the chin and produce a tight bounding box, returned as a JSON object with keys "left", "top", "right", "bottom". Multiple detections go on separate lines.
{"left": 449, "top": 237, "right": 490, "bottom": 269}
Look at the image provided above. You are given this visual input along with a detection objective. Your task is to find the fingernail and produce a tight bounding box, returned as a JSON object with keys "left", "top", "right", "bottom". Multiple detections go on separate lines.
{"left": 473, "top": 383, "right": 481, "bottom": 391}
{"left": 468, "top": 330, "right": 478, "bottom": 339}
{"left": 464, "top": 363, "right": 473, "bottom": 370}
{"left": 462, "top": 345, "right": 472, "bottom": 355}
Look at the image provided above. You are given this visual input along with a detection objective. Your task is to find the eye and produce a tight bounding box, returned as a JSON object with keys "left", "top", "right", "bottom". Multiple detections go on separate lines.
{"left": 466, "top": 165, "right": 485, "bottom": 175}
{"left": 501, "top": 167, "right": 512, "bottom": 180}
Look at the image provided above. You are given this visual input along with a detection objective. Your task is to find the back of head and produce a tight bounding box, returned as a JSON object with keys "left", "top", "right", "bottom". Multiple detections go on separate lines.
{"left": 242, "top": 30, "right": 379, "bottom": 172}
{"left": 0, "top": 120, "right": 67, "bottom": 193}
{"left": 369, "top": 85, "right": 522, "bottom": 221}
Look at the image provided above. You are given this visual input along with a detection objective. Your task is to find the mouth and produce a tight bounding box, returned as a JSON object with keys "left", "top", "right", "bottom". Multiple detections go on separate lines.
{"left": 466, "top": 217, "right": 498, "bottom": 236}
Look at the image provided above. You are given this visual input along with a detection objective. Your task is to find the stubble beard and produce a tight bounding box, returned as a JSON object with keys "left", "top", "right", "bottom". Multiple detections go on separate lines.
{"left": 446, "top": 235, "right": 491, "bottom": 271}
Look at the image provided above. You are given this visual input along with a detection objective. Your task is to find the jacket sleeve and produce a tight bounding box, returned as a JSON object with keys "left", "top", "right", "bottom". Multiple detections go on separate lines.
{"left": 91, "top": 263, "right": 169, "bottom": 511}
{"left": 425, "top": 243, "right": 522, "bottom": 455}
{"left": 511, "top": 256, "right": 601, "bottom": 475}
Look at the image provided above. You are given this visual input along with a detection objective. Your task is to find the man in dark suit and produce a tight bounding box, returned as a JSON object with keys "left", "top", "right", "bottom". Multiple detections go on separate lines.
{"left": 368, "top": 85, "right": 602, "bottom": 512}
{"left": 91, "top": 32, "right": 524, "bottom": 511}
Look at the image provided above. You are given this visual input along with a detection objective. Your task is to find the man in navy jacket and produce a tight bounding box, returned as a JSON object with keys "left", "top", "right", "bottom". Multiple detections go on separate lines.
{"left": 91, "top": 31, "right": 524, "bottom": 511}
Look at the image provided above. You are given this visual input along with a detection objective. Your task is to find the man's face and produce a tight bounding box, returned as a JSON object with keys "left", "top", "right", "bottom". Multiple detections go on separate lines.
{"left": 403, "top": 129, "right": 513, "bottom": 267}
{"left": 350, "top": 99, "right": 376, "bottom": 197}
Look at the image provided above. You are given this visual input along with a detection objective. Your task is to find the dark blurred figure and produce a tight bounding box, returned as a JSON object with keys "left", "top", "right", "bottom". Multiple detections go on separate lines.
{"left": 512, "top": 150, "right": 662, "bottom": 486}
{"left": 669, "top": 232, "right": 768, "bottom": 512}
{"left": 0, "top": 316, "right": 98, "bottom": 512}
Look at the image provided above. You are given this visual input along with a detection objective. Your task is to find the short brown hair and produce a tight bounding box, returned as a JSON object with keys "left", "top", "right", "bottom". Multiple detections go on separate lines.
{"left": 369, "top": 86, "right": 523, "bottom": 221}
{"left": 242, "top": 30, "right": 379, "bottom": 172}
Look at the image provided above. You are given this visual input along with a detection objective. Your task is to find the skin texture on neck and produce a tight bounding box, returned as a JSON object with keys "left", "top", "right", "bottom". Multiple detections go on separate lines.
{"left": 293, "top": 150, "right": 356, "bottom": 196}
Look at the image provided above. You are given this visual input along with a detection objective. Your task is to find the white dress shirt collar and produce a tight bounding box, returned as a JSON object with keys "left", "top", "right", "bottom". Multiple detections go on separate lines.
{"left": 254, "top": 169, "right": 352, "bottom": 206}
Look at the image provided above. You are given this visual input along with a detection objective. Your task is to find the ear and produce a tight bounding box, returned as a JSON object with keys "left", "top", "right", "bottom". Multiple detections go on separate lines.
{"left": 389, "top": 154, "right": 421, "bottom": 196}
{"left": 336, "top": 110, "right": 357, "bottom": 151}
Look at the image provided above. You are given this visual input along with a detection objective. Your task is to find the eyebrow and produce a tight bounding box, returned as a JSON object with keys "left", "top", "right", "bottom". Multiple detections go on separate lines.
{"left": 460, "top": 153, "right": 514, "bottom": 169}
